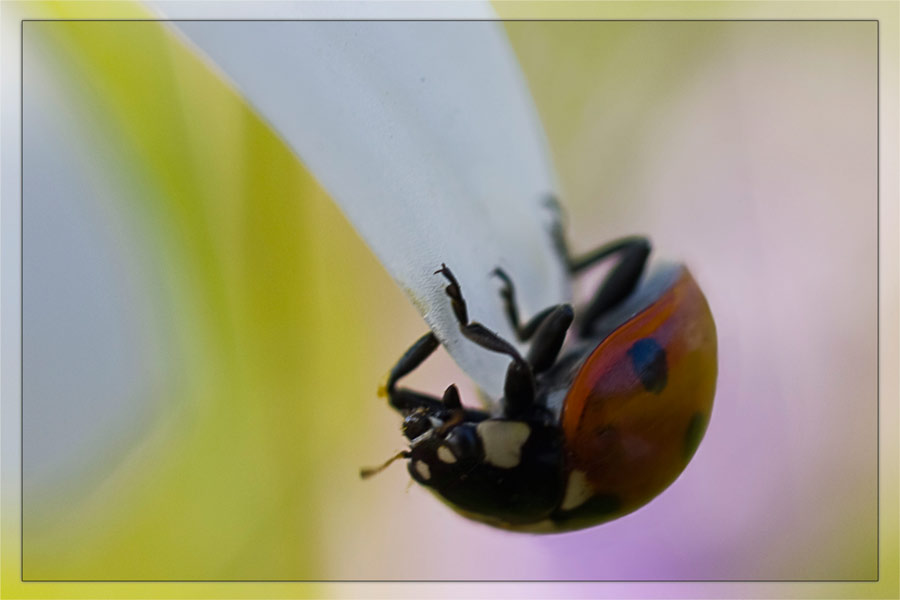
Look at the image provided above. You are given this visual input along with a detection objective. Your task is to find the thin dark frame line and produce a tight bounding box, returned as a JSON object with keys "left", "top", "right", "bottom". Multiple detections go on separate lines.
{"left": 875, "top": 17, "right": 881, "bottom": 584}
{"left": 18, "top": 17, "right": 883, "bottom": 585}
{"left": 18, "top": 578, "right": 884, "bottom": 584}
{"left": 20, "top": 18, "right": 881, "bottom": 22}
{"left": 19, "top": 15, "right": 25, "bottom": 586}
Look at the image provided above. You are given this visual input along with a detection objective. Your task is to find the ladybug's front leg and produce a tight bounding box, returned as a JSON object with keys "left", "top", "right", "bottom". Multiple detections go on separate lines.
{"left": 382, "top": 332, "right": 445, "bottom": 414}
{"left": 384, "top": 331, "right": 487, "bottom": 422}
{"left": 436, "top": 264, "right": 537, "bottom": 419}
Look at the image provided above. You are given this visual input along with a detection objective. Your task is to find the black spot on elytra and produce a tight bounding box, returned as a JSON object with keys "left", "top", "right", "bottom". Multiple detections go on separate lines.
{"left": 683, "top": 412, "right": 708, "bottom": 461}
{"left": 627, "top": 338, "right": 668, "bottom": 394}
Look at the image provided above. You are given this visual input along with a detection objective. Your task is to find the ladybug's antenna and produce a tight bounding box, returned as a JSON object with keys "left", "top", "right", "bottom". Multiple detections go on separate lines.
{"left": 360, "top": 450, "right": 410, "bottom": 480}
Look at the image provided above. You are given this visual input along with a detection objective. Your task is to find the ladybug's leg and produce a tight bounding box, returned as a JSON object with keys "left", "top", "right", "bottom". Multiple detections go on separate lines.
{"left": 544, "top": 197, "right": 651, "bottom": 333}
{"left": 492, "top": 267, "right": 559, "bottom": 342}
{"left": 545, "top": 195, "right": 572, "bottom": 268}
{"left": 568, "top": 235, "right": 649, "bottom": 274}
{"left": 385, "top": 332, "right": 488, "bottom": 420}
{"left": 544, "top": 195, "right": 648, "bottom": 276}
{"left": 526, "top": 305, "right": 575, "bottom": 374}
{"left": 436, "top": 264, "right": 536, "bottom": 418}
{"left": 576, "top": 237, "right": 650, "bottom": 336}
{"left": 492, "top": 267, "right": 574, "bottom": 374}
{"left": 384, "top": 332, "right": 445, "bottom": 414}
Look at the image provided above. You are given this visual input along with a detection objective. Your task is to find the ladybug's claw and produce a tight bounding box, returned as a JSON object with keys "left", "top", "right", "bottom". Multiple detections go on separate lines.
{"left": 492, "top": 267, "right": 524, "bottom": 337}
{"left": 435, "top": 263, "right": 460, "bottom": 288}
{"left": 435, "top": 264, "right": 468, "bottom": 324}
{"left": 491, "top": 267, "right": 514, "bottom": 300}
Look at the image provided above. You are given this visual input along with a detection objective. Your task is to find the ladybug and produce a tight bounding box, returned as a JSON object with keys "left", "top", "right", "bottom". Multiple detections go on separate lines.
{"left": 362, "top": 207, "right": 717, "bottom": 532}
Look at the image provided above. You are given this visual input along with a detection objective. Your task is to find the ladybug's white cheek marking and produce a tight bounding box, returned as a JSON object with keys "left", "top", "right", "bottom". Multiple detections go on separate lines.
{"left": 476, "top": 421, "right": 531, "bottom": 469}
{"left": 560, "top": 469, "right": 594, "bottom": 511}
{"left": 414, "top": 460, "right": 431, "bottom": 480}
{"left": 437, "top": 445, "right": 457, "bottom": 464}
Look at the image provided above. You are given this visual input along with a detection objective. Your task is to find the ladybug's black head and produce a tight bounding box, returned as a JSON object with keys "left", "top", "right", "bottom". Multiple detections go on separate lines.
{"left": 392, "top": 406, "right": 567, "bottom": 527}
{"left": 402, "top": 411, "right": 483, "bottom": 484}
{"left": 359, "top": 404, "right": 481, "bottom": 481}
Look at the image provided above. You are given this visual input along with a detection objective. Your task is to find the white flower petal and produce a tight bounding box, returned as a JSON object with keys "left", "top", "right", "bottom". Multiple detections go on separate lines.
{"left": 153, "top": 10, "right": 570, "bottom": 399}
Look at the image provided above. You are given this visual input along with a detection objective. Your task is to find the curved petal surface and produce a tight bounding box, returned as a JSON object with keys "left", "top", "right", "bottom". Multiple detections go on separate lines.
{"left": 154, "top": 8, "right": 569, "bottom": 399}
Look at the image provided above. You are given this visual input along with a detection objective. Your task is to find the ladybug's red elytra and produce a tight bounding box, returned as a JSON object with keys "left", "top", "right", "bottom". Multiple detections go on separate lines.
{"left": 362, "top": 201, "right": 717, "bottom": 532}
